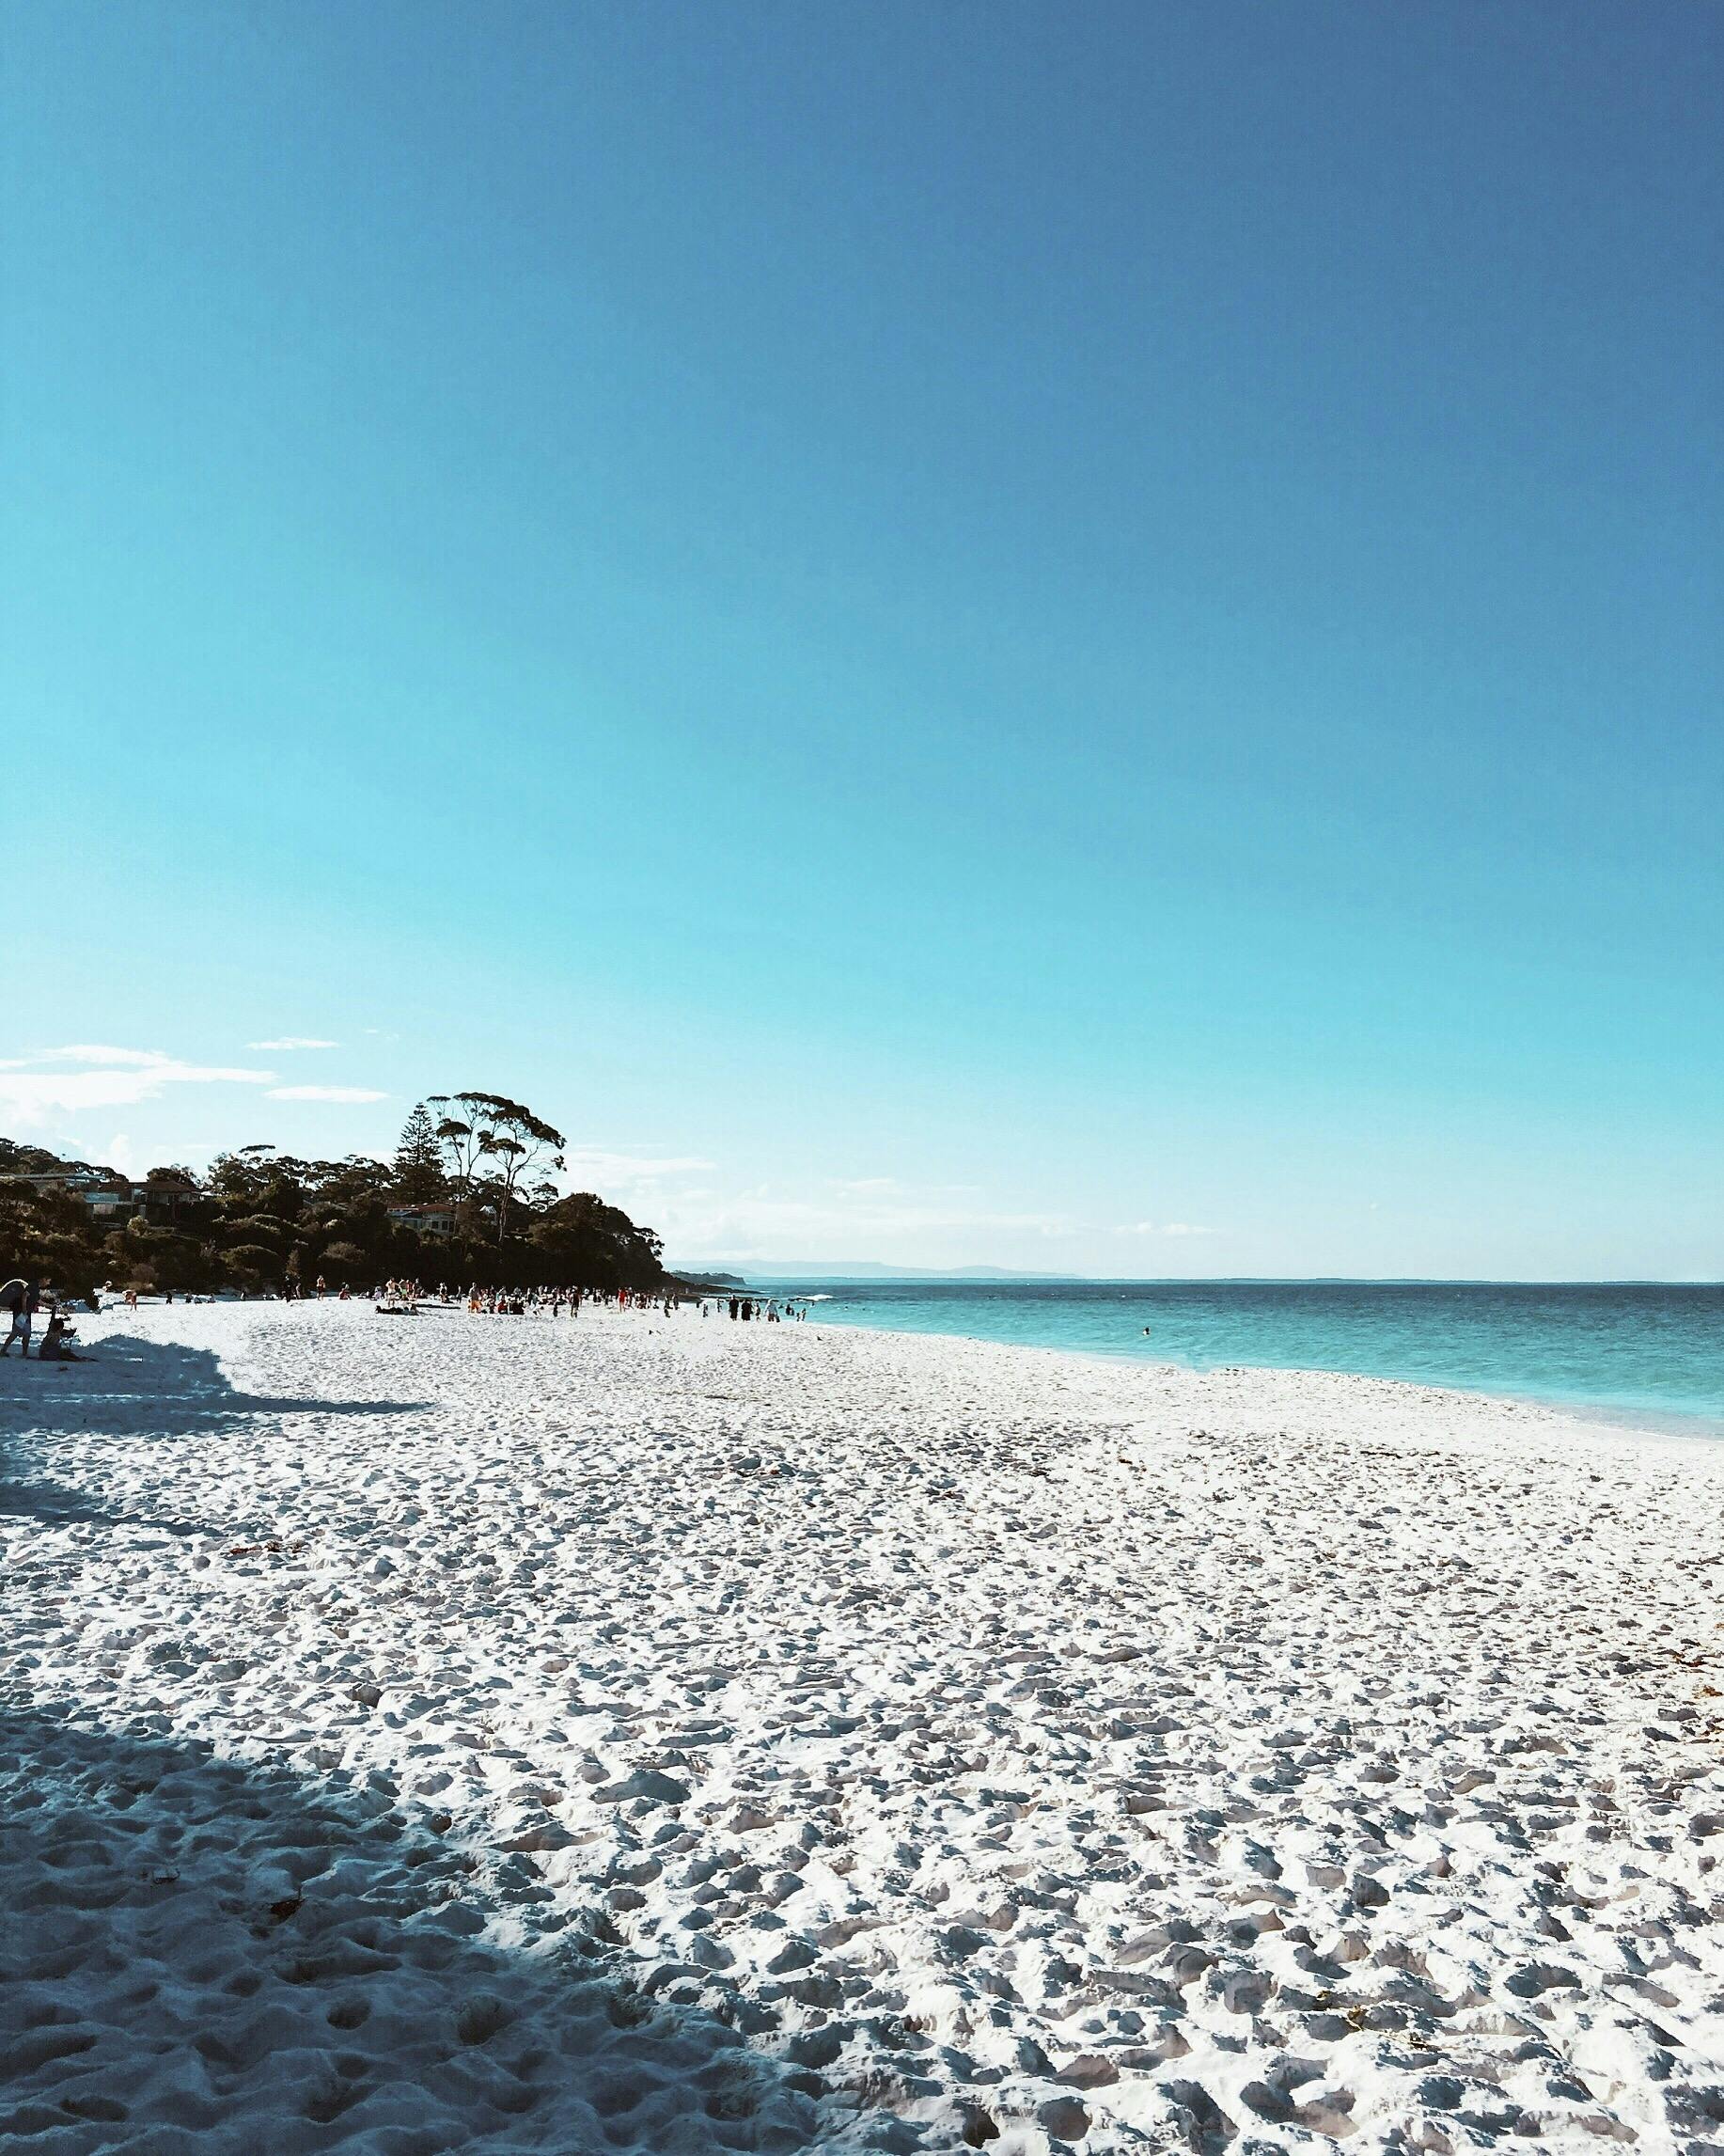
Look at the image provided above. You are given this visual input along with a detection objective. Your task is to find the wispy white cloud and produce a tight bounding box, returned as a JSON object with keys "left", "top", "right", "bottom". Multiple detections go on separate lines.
{"left": 102, "top": 1131, "right": 223, "bottom": 1175}
{"left": 0, "top": 1047, "right": 276, "bottom": 1123}
{"left": 545, "top": 1146, "right": 1078, "bottom": 1257}
{"left": 656, "top": 1186, "right": 1078, "bottom": 1257}
{"left": 266, "top": 1085, "right": 387, "bottom": 1104}
{"left": 564, "top": 1148, "right": 718, "bottom": 1186}
{"left": 1115, "top": 1220, "right": 1218, "bottom": 1238}
{"left": 249, "top": 1036, "right": 339, "bottom": 1051}
{"left": 54, "top": 1045, "right": 243, "bottom": 1070}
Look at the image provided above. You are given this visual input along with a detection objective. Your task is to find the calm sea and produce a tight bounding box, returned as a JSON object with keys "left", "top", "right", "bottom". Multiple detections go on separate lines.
{"left": 756, "top": 1281, "right": 1724, "bottom": 1434}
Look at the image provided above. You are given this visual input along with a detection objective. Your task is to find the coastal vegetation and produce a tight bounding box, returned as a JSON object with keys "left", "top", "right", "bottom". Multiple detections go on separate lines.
{"left": 0, "top": 1096, "right": 671, "bottom": 1302}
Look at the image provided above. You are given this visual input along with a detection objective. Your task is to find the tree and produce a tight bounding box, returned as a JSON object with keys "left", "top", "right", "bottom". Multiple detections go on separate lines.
{"left": 1, "top": 1103, "right": 674, "bottom": 1299}
{"left": 392, "top": 1103, "right": 447, "bottom": 1204}
{"left": 0, "top": 1162, "right": 108, "bottom": 1303}
{"left": 428, "top": 1091, "right": 565, "bottom": 1245}
{"left": 124, "top": 1221, "right": 208, "bottom": 1293}
{"left": 479, "top": 1100, "right": 565, "bottom": 1244}
{"left": 308, "top": 1156, "right": 395, "bottom": 1209}
{"left": 224, "top": 1242, "right": 283, "bottom": 1292}
{"left": 529, "top": 1190, "right": 665, "bottom": 1291}
{"left": 207, "top": 1146, "right": 281, "bottom": 1213}
{"left": 426, "top": 1094, "right": 488, "bottom": 1238}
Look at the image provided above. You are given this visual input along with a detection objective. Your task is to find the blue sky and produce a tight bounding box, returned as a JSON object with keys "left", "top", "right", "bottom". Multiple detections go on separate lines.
{"left": 5, "top": 1, "right": 1721, "bottom": 1277}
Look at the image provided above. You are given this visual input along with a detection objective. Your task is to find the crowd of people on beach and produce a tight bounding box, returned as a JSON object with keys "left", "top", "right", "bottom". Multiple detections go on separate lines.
{"left": 1, "top": 1270, "right": 813, "bottom": 1361}
{"left": 440, "top": 1283, "right": 811, "bottom": 1323}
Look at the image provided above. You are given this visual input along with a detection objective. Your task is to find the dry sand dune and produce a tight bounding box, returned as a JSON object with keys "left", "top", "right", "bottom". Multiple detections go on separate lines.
{"left": 3, "top": 1300, "right": 1721, "bottom": 2153}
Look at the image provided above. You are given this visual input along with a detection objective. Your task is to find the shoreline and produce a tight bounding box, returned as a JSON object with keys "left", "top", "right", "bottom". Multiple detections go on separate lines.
{"left": 78, "top": 1284, "right": 1724, "bottom": 1442}
{"left": 791, "top": 1297, "right": 1724, "bottom": 1445}
{"left": 5, "top": 1299, "right": 1722, "bottom": 2151}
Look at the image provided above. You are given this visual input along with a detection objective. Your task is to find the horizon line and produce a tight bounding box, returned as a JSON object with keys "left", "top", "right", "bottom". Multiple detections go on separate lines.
{"left": 668, "top": 1267, "right": 1724, "bottom": 1287}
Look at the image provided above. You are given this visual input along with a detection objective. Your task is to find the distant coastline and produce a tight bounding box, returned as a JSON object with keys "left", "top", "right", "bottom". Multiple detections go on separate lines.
{"left": 665, "top": 1259, "right": 1082, "bottom": 1283}
{"left": 674, "top": 1264, "right": 1724, "bottom": 1287}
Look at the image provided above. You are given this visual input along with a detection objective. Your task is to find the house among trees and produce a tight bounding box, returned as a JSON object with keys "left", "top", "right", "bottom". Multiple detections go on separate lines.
{"left": 2, "top": 1163, "right": 133, "bottom": 1218}
{"left": 85, "top": 1172, "right": 204, "bottom": 1225}
{"left": 0, "top": 1166, "right": 105, "bottom": 1197}
{"left": 0, "top": 1163, "right": 210, "bottom": 1228}
{"left": 135, "top": 1168, "right": 205, "bottom": 1223}
{"left": 386, "top": 1201, "right": 458, "bottom": 1238}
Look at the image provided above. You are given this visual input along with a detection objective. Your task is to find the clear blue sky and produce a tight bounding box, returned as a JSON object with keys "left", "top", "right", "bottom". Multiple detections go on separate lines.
{"left": 5, "top": 1, "right": 1721, "bottom": 1277}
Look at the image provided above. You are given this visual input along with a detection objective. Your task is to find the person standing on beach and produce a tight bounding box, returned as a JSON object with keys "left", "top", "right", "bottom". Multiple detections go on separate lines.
{"left": 0, "top": 1279, "right": 40, "bottom": 1358}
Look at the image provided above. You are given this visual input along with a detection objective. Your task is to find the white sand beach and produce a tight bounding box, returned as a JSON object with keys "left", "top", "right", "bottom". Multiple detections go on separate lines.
{"left": 4, "top": 1299, "right": 1722, "bottom": 2154}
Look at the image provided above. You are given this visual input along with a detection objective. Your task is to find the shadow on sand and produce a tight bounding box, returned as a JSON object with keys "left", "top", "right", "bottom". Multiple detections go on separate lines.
{"left": 0, "top": 1334, "right": 431, "bottom": 1442}
{"left": 0, "top": 1702, "right": 866, "bottom": 2155}
{"left": 0, "top": 1335, "right": 431, "bottom": 1537}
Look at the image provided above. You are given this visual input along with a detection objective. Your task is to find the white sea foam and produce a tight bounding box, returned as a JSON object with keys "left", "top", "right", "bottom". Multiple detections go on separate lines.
{"left": 3, "top": 1298, "right": 1721, "bottom": 2151}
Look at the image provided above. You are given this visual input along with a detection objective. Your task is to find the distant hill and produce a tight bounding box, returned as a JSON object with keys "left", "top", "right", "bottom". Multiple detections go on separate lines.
{"left": 664, "top": 1259, "right": 1084, "bottom": 1283}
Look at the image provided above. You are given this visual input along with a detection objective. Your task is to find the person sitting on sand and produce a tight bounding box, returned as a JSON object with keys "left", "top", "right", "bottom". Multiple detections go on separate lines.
{"left": 37, "top": 1314, "right": 85, "bottom": 1362}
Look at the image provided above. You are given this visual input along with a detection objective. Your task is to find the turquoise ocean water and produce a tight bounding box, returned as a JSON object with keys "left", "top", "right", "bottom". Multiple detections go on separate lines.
{"left": 756, "top": 1281, "right": 1724, "bottom": 1434}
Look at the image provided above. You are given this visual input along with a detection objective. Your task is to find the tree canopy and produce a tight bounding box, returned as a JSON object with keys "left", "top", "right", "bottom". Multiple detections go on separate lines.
{"left": 426, "top": 1093, "right": 566, "bottom": 1244}
{"left": 0, "top": 1092, "right": 668, "bottom": 1302}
